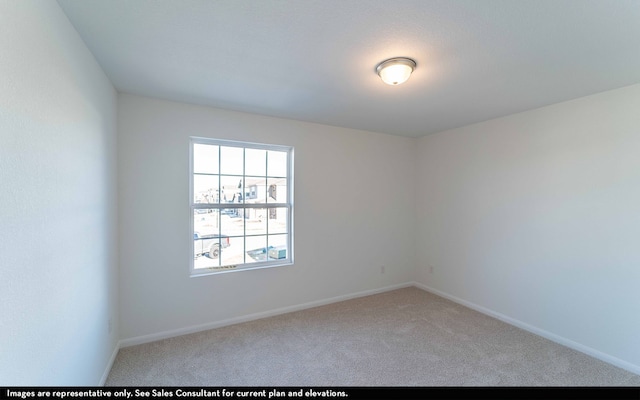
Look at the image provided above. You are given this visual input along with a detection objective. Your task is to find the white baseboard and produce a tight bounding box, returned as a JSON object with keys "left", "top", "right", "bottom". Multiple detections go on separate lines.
{"left": 412, "top": 281, "right": 640, "bottom": 376}
{"left": 120, "top": 282, "right": 414, "bottom": 348}
{"left": 99, "top": 340, "right": 122, "bottom": 386}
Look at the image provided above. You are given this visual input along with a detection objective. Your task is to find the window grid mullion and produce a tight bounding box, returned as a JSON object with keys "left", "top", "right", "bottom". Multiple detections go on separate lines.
{"left": 243, "top": 147, "right": 246, "bottom": 265}
{"left": 265, "top": 151, "right": 269, "bottom": 250}
{"left": 192, "top": 203, "right": 288, "bottom": 209}
{"left": 217, "top": 145, "right": 221, "bottom": 267}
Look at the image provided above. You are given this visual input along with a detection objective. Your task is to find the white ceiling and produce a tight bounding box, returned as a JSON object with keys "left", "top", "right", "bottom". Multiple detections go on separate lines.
{"left": 57, "top": 0, "right": 640, "bottom": 138}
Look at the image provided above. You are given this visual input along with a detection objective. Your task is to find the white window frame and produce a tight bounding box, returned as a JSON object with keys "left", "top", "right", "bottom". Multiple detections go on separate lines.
{"left": 189, "top": 137, "right": 294, "bottom": 276}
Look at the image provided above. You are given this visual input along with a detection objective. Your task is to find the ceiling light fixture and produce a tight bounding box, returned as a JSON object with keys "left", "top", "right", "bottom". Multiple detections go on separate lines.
{"left": 376, "top": 57, "right": 416, "bottom": 85}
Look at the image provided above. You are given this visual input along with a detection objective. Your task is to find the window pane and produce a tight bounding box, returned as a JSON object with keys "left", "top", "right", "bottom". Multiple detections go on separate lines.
{"left": 194, "top": 209, "right": 220, "bottom": 269}
{"left": 221, "top": 236, "right": 244, "bottom": 267}
{"left": 245, "top": 148, "right": 266, "bottom": 176}
{"left": 193, "top": 174, "right": 219, "bottom": 204}
{"left": 268, "top": 208, "right": 287, "bottom": 234}
{"left": 267, "top": 234, "right": 288, "bottom": 260}
{"left": 220, "top": 146, "right": 244, "bottom": 175}
{"left": 220, "top": 176, "right": 243, "bottom": 204}
{"left": 244, "top": 177, "right": 266, "bottom": 203}
{"left": 194, "top": 209, "right": 219, "bottom": 236}
{"left": 194, "top": 251, "right": 218, "bottom": 270}
{"left": 267, "top": 150, "right": 287, "bottom": 177}
{"left": 246, "top": 208, "right": 267, "bottom": 235}
{"left": 221, "top": 208, "right": 244, "bottom": 237}
{"left": 267, "top": 177, "right": 287, "bottom": 203}
{"left": 245, "top": 235, "right": 267, "bottom": 263}
{"left": 193, "top": 144, "right": 218, "bottom": 174}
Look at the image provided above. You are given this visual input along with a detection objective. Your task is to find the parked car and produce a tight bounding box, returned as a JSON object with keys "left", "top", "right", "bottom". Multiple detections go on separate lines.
{"left": 194, "top": 232, "right": 231, "bottom": 258}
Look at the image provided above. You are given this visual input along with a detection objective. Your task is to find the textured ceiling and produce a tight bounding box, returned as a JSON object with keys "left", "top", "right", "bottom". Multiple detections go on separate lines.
{"left": 57, "top": 0, "right": 640, "bottom": 137}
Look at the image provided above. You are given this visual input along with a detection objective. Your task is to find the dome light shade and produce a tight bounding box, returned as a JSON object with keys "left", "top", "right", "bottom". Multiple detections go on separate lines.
{"left": 376, "top": 57, "right": 416, "bottom": 85}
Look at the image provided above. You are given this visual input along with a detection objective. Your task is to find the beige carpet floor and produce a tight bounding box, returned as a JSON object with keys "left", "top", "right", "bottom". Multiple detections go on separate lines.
{"left": 106, "top": 287, "right": 640, "bottom": 386}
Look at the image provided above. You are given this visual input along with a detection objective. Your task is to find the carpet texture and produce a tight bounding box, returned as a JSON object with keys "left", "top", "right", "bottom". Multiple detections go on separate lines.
{"left": 106, "top": 287, "right": 640, "bottom": 386}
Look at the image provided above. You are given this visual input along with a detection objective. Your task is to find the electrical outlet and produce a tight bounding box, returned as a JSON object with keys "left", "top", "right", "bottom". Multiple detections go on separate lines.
{"left": 381, "top": 266, "right": 385, "bottom": 274}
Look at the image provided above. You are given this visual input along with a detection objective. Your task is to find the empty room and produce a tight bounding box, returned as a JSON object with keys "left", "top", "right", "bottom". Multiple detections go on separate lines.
{"left": 2, "top": 0, "right": 640, "bottom": 390}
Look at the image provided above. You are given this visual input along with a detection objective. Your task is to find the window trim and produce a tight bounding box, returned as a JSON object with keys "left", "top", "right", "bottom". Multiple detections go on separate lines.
{"left": 189, "top": 137, "right": 294, "bottom": 276}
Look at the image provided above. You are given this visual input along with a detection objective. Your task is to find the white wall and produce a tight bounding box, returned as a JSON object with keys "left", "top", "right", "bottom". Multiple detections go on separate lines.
{"left": 117, "top": 94, "right": 416, "bottom": 341}
{"left": 416, "top": 84, "right": 640, "bottom": 372}
{"left": 0, "top": 1, "right": 118, "bottom": 385}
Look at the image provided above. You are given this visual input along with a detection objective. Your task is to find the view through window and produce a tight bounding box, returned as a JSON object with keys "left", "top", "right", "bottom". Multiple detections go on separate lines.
{"left": 190, "top": 138, "right": 293, "bottom": 275}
